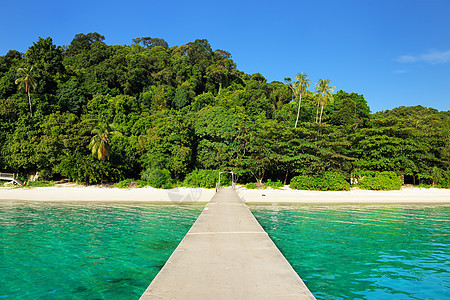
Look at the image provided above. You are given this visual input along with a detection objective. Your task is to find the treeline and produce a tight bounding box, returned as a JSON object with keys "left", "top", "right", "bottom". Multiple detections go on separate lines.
{"left": 0, "top": 33, "right": 449, "bottom": 188}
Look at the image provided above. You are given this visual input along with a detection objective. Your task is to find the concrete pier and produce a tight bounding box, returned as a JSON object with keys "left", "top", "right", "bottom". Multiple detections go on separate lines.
{"left": 140, "top": 188, "right": 315, "bottom": 299}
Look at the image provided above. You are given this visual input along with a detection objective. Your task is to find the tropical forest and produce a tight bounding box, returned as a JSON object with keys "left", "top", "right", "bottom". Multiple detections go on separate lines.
{"left": 1, "top": 33, "right": 449, "bottom": 190}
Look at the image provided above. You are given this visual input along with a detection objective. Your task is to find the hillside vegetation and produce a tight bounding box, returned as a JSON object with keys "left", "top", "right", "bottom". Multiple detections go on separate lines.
{"left": 1, "top": 33, "right": 449, "bottom": 188}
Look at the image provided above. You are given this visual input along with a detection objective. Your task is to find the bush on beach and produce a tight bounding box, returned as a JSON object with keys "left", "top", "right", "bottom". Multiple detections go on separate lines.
{"left": 265, "top": 179, "right": 284, "bottom": 189}
{"left": 114, "top": 179, "right": 133, "bottom": 188}
{"left": 289, "top": 171, "right": 350, "bottom": 191}
{"left": 114, "top": 178, "right": 166, "bottom": 188}
{"left": 26, "top": 181, "right": 55, "bottom": 187}
{"left": 140, "top": 167, "right": 173, "bottom": 189}
{"left": 438, "top": 169, "right": 450, "bottom": 188}
{"left": 358, "top": 171, "right": 403, "bottom": 190}
{"left": 183, "top": 169, "right": 230, "bottom": 188}
{"left": 245, "top": 182, "right": 257, "bottom": 189}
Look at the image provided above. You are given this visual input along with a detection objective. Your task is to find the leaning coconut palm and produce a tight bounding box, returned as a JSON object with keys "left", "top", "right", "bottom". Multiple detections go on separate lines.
{"left": 315, "top": 79, "right": 335, "bottom": 124}
{"left": 15, "top": 66, "right": 37, "bottom": 116}
{"left": 287, "top": 73, "right": 311, "bottom": 128}
{"left": 89, "top": 123, "right": 122, "bottom": 161}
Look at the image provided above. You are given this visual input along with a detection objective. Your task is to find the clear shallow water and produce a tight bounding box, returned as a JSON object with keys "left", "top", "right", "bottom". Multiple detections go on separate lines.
{"left": 251, "top": 205, "right": 450, "bottom": 300}
{"left": 0, "top": 201, "right": 203, "bottom": 299}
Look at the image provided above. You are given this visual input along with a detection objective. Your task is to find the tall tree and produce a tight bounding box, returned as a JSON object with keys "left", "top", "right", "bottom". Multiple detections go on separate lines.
{"left": 132, "top": 37, "right": 169, "bottom": 49}
{"left": 89, "top": 123, "right": 122, "bottom": 161}
{"left": 67, "top": 32, "right": 105, "bottom": 56}
{"left": 26, "top": 37, "right": 64, "bottom": 95}
{"left": 286, "top": 73, "right": 310, "bottom": 128}
{"left": 15, "top": 66, "right": 37, "bottom": 116}
{"left": 315, "top": 79, "right": 335, "bottom": 124}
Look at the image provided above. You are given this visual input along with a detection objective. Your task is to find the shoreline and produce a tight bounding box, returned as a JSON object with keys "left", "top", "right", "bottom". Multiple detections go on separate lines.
{"left": 0, "top": 185, "right": 449, "bottom": 204}
{"left": 237, "top": 187, "right": 450, "bottom": 205}
{"left": 0, "top": 186, "right": 215, "bottom": 204}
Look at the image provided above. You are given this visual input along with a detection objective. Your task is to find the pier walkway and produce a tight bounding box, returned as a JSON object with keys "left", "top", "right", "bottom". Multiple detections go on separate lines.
{"left": 140, "top": 188, "right": 315, "bottom": 299}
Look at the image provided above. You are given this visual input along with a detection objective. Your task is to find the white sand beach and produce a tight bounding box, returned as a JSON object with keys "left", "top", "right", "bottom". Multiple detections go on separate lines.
{"left": 0, "top": 185, "right": 449, "bottom": 204}
{"left": 237, "top": 186, "right": 450, "bottom": 204}
{"left": 0, "top": 185, "right": 215, "bottom": 204}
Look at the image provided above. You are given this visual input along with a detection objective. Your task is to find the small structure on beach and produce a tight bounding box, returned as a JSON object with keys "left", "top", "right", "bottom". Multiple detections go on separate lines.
{"left": 0, "top": 173, "right": 23, "bottom": 186}
{"left": 216, "top": 171, "right": 236, "bottom": 191}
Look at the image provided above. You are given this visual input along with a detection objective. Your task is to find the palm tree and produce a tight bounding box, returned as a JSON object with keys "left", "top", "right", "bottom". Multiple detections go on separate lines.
{"left": 315, "top": 79, "right": 335, "bottom": 124}
{"left": 89, "top": 123, "right": 122, "bottom": 161}
{"left": 15, "top": 66, "right": 37, "bottom": 116}
{"left": 288, "top": 73, "right": 310, "bottom": 128}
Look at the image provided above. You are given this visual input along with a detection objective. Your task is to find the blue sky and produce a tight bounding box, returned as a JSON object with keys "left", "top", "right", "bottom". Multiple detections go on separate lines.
{"left": 1, "top": 0, "right": 449, "bottom": 112}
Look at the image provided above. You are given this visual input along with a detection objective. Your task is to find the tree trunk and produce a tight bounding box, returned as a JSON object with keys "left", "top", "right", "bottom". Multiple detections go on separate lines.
{"left": 257, "top": 169, "right": 265, "bottom": 184}
{"left": 319, "top": 104, "right": 324, "bottom": 124}
{"left": 294, "top": 94, "right": 302, "bottom": 128}
{"left": 284, "top": 169, "right": 289, "bottom": 185}
{"left": 27, "top": 91, "right": 33, "bottom": 117}
{"left": 315, "top": 104, "right": 319, "bottom": 123}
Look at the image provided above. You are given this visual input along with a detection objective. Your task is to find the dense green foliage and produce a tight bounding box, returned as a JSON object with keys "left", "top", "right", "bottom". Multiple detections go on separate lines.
{"left": 358, "top": 171, "right": 403, "bottom": 190}
{"left": 25, "top": 181, "right": 55, "bottom": 188}
{"left": 264, "top": 179, "right": 284, "bottom": 189}
{"left": 113, "top": 179, "right": 134, "bottom": 188}
{"left": 140, "top": 167, "right": 173, "bottom": 189}
{"left": 245, "top": 182, "right": 257, "bottom": 189}
{"left": 290, "top": 172, "right": 350, "bottom": 191}
{"left": 0, "top": 33, "right": 449, "bottom": 189}
{"left": 183, "top": 169, "right": 231, "bottom": 188}
{"left": 437, "top": 170, "right": 450, "bottom": 188}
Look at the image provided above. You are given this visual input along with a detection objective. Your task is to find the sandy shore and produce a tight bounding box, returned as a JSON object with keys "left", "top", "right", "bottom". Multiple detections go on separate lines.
{"left": 0, "top": 185, "right": 215, "bottom": 204}
{"left": 0, "top": 185, "right": 449, "bottom": 204}
{"left": 237, "top": 187, "right": 450, "bottom": 204}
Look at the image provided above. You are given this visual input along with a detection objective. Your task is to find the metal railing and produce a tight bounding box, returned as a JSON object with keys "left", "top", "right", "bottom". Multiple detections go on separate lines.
{"left": 216, "top": 182, "right": 221, "bottom": 192}
{"left": 216, "top": 171, "right": 236, "bottom": 192}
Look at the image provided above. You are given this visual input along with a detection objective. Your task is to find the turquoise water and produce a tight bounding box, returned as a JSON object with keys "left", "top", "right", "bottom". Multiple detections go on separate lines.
{"left": 2, "top": 201, "right": 449, "bottom": 299}
{"left": 251, "top": 205, "right": 450, "bottom": 299}
{"left": 0, "top": 201, "right": 203, "bottom": 299}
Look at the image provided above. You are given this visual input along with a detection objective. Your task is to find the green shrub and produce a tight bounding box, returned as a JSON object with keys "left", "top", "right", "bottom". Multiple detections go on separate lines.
{"left": 418, "top": 184, "right": 432, "bottom": 189}
{"left": 352, "top": 169, "right": 377, "bottom": 177}
{"left": 417, "top": 172, "right": 432, "bottom": 185}
{"left": 359, "top": 171, "right": 402, "bottom": 190}
{"left": 438, "top": 180, "right": 450, "bottom": 189}
{"left": 56, "top": 154, "right": 123, "bottom": 184}
{"left": 290, "top": 172, "right": 350, "bottom": 191}
{"left": 26, "top": 181, "right": 55, "bottom": 187}
{"left": 135, "top": 180, "right": 149, "bottom": 188}
{"left": 265, "top": 179, "right": 284, "bottom": 189}
{"left": 141, "top": 167, "right": 172, "bottom": 189}
{"left": 183, "top": 169, "right": 230, "bottom": 188}
{"left": 114, "top": 179, "right": 163, "bottom": 189}
{"left": 114, "top": 179, "right": 133, "bottom": 188}
{"left": 436, "top": 169, "right": 450, "bottom": 188}
{"left": 246, "top": 182, "right": 257, "bottom": 189}
{"left": 351, "top": 169, "right": 377, "bottom": 184}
